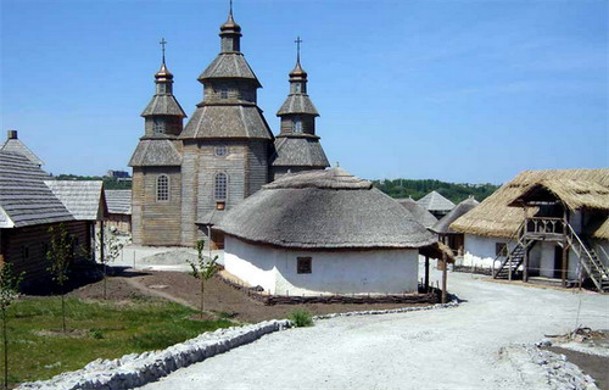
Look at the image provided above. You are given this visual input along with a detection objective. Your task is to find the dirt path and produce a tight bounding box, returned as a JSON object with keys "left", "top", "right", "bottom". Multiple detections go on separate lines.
{"left": 139, "top": 269, "right": 609, "bottom": 390}
{"left": 121, "top": 277, "right": 199, "bottom": 311}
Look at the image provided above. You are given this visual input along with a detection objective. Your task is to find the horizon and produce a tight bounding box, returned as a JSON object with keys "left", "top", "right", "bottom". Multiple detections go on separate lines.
{"left": 1, "top": 0, "right": 607, "bottom": 184}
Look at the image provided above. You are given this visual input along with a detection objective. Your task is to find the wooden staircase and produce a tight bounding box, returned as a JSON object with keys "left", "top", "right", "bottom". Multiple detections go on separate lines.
{"left": 566, "top": 224, "right": 609, "bottom": 293}
{"left": 493, "top": 223, "right": 532, "bottom": 280}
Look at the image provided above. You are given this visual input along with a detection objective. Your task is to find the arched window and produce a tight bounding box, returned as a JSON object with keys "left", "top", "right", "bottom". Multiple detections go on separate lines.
{"left": 293, "top": 116, "right": 303, "bottom": 133}
{"left": 214, "top": 173, "right": 227, "bottom": 200}
{"left": 156, "top": 175, "right": 169, "bottom": 201}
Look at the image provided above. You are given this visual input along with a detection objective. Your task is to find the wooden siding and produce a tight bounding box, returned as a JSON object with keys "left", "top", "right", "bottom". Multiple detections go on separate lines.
{"left": 181, "top": 142, "right": 200, "bottom": 245}
{"left": 203, "top": 81, "right": 258, "bottom": 104}
{"left": 0, "top": 221, "right": 90, "bottom": 285}
{"left": 105, "top": 214, "right": 131, "bottom": 234}
{"left": 280, "top": 116, "right": 315, "bottom": 135}
{"left": 132, "top": 166, "right": 182, "bottom": 246}
{"left": 247, "top": 140, "right": 269, "bottom": 196}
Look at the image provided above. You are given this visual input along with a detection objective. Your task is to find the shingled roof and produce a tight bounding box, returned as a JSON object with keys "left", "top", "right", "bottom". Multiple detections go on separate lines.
{"left": 198, "top": 53, "right": 262, "bottom": 88}
{"left": 451, "top": 169, "right": 609, "bottom": 239}
{"left": 396, "top": 197, "right": 438, "bottom": 229}
{"left": 45, "top": 180, "right": 106, "bottom": 221}
{"left": 141, "top": 94, "right": 187, "bottom": 118}
{"left": 129, "top": 139, "right": 182, "bottom": 167}
{"left": 271, "top": 136, "right": 329, "bottom": 168}
{"left": 105, "top": 190, "right": 131, "bottom": 215}
{"left": 180, "top": 105, "right": 273, "bottom": 140}
{"left": 0, "top": 151, "right": 73, "bottom": 228}
{"left": 216, "top": 168, "right": 436, "bottom": 249}
{"left": 0, "top": 131, "right": 44, "bottom": 167}
{"left": 276, "top": 95, "right": 319, "bottom": 116}
{"left": 417, "top": 190, "right": 456, "bottom": 213}
{"left": 431, "top": 196, "right": 479, "bottom": 234}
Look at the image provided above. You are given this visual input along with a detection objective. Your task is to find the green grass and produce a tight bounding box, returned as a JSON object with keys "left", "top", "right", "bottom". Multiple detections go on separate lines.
{"left": 288, "top": 309, "right": 313, "bottom": 327}
{"left": 1, "top": 296, "right": 232, "bottom": 387}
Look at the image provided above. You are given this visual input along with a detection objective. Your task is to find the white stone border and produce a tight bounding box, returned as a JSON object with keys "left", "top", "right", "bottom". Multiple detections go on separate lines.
{"left": 527, "top": 343, "right": 599, "bottom": 390}
{"left": 313, "top": 299, "right": 460, "bottom": 320}
{"left": 17, "top": 320, "right": 291, "bottom": 390}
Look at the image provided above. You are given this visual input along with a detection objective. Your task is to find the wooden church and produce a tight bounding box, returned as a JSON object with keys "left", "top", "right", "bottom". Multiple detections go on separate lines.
{"left": 129, "top": 7, "right": 329, "bottom": 248}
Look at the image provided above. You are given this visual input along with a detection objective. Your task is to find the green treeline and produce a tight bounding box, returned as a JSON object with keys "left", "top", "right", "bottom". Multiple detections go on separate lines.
{"left": 371, "top": 178, "right": 500, "bottom": 204}
{"left": 53, "top": 174, "right": 132, "bottom": 190}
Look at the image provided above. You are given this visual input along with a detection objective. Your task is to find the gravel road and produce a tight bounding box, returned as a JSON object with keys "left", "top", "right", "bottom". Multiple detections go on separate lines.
{"left": 140, "top": 265, "right": 609, "bottom": 390}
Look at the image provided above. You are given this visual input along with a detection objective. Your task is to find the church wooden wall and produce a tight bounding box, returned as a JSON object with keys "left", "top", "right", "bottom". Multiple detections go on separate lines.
{"left": 180, "top": 142, "right": 199, "bottom": 246}
{"left": 132, "top": 166, "right": 182, "bottom": 246}
{"left": 0, "top": 221, "right": 90, "bottom": 286}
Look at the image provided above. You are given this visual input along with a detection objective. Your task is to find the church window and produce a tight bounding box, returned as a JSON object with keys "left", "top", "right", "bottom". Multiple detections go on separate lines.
{"left": 297, "top": 257, "right": 312, "bottom": 274}
{"left": 215, "top": 145, "right": 228, "bottom": 157}
{"left": 220, "top": 86, "right": 229, "bottom": 99}
{"left": 156, "top": 175, "right": 169, "bottom": 202}
{"left": 293, "top": 116, "right": 303, "bottom": 133}
{"left": 294, "top": 83, "right": 301, "bottom": 93}
{"left": 153, "top": 118, "right": 164, "bottom": 134}
{"left": 214, "top": 173, "right": 228, "bottom": 200}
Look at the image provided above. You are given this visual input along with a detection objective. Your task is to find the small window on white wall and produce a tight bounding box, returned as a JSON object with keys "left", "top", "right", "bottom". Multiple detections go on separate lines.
{"left": 156, "top": 175, "right": 169, "bottom": 201}
{"left": 297, "top": 257, "right": 312, "bottom": 274}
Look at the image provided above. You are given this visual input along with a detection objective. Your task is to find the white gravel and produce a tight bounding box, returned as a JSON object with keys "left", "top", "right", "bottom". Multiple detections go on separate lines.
{"left": 140, "top": 262, "right": 609, "bottom": 390}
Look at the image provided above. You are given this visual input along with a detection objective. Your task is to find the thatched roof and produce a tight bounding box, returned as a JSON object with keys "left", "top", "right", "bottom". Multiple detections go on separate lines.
{"left": 216, "top": 168, "right": 436, "bottom": 249}
{"left": 271, "top": 136, "right": 329, "bottom": 168}
{"left": 396, "top": 197, "right": 438, "bottom": 229}
{"left": 451, "top": 169, "right": 609, "bottom": 239}
{"left": 45, "top": 180, "right": 106, "bottom": 221}
{"left": 0, "top": 151, "right": 73, "bottom": 228}
{"left": 509, "top": 179, "right": 609, "bottom": 211}
{"left": 105, "top": 190, "right": 131, "bottom": 215}
{"left": 431, "top": 196, "right": 479, "bottom": 234}
{"left": 417, "top": 190, "right": 455, "bottom": 212}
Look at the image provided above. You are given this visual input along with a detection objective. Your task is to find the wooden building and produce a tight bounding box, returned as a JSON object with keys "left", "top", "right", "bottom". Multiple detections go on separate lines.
{"left": 0, "top": 151, "right": 91, "bottom": 288}
{"left": 451, "top": 169, "right": 609, "bottom": 292}
{"left": 129, "top": 8, "right": 329, "bottom": 248}
{"left": 105, "top": 189, "right": 132, "bottom": 234}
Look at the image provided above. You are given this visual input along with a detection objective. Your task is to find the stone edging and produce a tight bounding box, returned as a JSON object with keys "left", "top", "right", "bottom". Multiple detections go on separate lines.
{"left": 530, "top": 340, "right": 599, "bottom": 390}
{"left": 313, "top": 300, "right": 460, "bottom": 320}
{"left": 17, "top": 320, "right": 291, "bottom": 390}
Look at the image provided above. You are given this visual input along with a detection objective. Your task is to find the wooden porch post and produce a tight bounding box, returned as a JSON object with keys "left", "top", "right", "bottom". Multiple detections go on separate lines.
{"left": 441, "top": 252, "right": 447, "bottom": 304}
{"left": 424, "top": 256, "right": 430, "bottom": 292}
{"left": 99, "top": 220, "right": 105, "bottom": 264}
{"left": 523, "top": 205, "right": 528, "bottom": 282}
{"left": 561, "top": 206, "right": 568, "bottom": 287}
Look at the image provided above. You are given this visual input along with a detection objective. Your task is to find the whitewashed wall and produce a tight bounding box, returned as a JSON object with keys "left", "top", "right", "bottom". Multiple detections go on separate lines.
{"left": 461, "top": 234, "right": 515, "bottom": 270}
{"left": 224, "top": 236, "right": 419, "bottom": 296}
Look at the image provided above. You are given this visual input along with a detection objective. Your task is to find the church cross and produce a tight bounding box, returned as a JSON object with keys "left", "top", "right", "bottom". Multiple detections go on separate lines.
{"left": 295, "top": 36, "right": 303, "bottom": 62}
{"left": 160, "top": 37, "right": 167, "bottom": 64}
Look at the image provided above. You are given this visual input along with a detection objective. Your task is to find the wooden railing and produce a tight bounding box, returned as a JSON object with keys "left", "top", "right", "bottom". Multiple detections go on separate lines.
{"left": 525, "top": 217, "right": 564, "bottom": 235}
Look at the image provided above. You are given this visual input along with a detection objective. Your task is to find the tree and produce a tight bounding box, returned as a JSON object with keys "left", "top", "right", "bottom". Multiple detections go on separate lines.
{"left": 96, "top": 226, "right": 124, "bottom": 300}
{"left": 0, "top": 263, "right": 23, "bottom": 390}
{"left": 46, "top": 223, "right": 74, "bottom": 333}
{"left": 187, "top": 240, "right": 220, "bottom": 319}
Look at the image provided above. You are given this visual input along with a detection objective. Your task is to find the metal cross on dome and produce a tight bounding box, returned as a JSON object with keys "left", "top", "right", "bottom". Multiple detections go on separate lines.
{"left": 295, "top": 36, "right": 303, "bottom": 62}
{"left": 160, "top": 37, "right": 167, "bottom": 64}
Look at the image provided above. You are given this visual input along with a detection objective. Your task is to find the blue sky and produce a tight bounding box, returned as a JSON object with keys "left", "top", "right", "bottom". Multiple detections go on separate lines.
{"left": 1, "top": 0, "right": 607, "bottom": 184}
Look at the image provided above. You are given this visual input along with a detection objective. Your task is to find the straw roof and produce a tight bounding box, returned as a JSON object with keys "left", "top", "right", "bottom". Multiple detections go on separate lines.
{"left": 105, "top": 190, "right": 131, "bottom": 215}
{"left": 417, "top": 190, "right": 455, "bottom": 212}
{"left": 451, "top": 169, "right": 609, "bottom": 239}
{"left": 431, "top": 197, "right": 479, "bottom": 235}
{"left": 45, "top": 180, "right": 106, "bottom": 221}
{"left": 0, "top": 151, "right": 73, "bottom": 228}
{"left": 509, "top": 179, "right": 609, "bottom": 211}
{"left": 216, "top": 168, "right": 436, "bottom": 249}
{"left": 396, "top": 197, "right": 438, "bottom": 229}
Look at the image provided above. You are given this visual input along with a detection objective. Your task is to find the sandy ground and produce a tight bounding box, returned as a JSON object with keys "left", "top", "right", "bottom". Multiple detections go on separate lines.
{"left": 139, "top": 265, "right": 609, "bottom": 390}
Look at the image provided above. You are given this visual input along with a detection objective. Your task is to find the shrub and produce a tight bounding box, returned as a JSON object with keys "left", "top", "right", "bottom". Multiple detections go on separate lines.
{"left": 289, "top": 309, "right": 313, "bottom": 327}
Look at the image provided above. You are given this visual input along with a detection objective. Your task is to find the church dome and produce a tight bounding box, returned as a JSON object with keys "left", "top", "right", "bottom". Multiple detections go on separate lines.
{"left": 215, "top": 168, "right": 436, "bottom": 249}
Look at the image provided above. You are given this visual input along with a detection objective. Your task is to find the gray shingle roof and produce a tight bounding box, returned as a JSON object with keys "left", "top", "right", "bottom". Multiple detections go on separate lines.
{"left": 431, "top": 196, "right": 479, "bottom": 234}
{"left": 276, "top": 95, "right": 319, "bottom": 116}
{"left": 197, "top": 209, "right": 225, "bottom": 225}
{"left": 417, "top": 190, "right": 456, "bottom": 212}
{"left": 198, "top": 53, "right": 261, "bottom": 87}
{"left": 180, "top": 105, "right": 273, "bottom": 140}
{"left": 216, "top": 168, "right": 436, "bottom": 249}
{"left": 0, "top": 151, "right": 73, "bottom": 228}
{"left": 271, "top": 136, "right": 330, "bottom": 168}
{"left": 44, "top": 180, "right": 106, "bottom": 221}
{"left": 105, "top": 190, "right": 131, "bottom": 215}
{"left": 141, "top": 94, "right": 187, "bottom": 117}
{"left": 0, "top": 138, "right": 44, "bottom": 166}
{"left": 129, "top": 139, "right": 182, "bottom": 167}
{"left": 396, "top": 197, "right": 438, "bottom": 229}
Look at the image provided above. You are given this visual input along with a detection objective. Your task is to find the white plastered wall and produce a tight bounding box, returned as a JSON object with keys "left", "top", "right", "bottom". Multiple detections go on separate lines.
{"left": 224, "top": 236, "right": 419, "bottom": 296}
{"left": 461, "top": 234, "right": 516, "bottom": 270}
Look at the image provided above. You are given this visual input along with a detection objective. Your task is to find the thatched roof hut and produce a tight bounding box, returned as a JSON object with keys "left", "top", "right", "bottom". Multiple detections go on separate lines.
{"left": 216, "top": 168, "right": 436, "bottom": 249}
{"left": 417, "top": 190, "right": 455, "bottom": 216}
{"left": 396, "top": 197, "right": 438, "bottom": 229}
{"left": 431, "top": 196, "right": 479, "bottom": 235}
{"left": 451, "top": 169, "right": 609, "bottom": 239}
